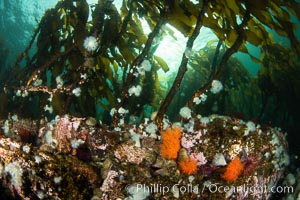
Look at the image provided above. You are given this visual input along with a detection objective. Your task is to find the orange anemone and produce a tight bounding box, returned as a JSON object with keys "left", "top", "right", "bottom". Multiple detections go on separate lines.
{"left": 222, "top": 157, "right": 244, "bottom": 182}
{"left": 160, "top": 126, "right": 182, "bottom": 159}
{"left": 178, "top": 157, "right": 198, "bottom": 175}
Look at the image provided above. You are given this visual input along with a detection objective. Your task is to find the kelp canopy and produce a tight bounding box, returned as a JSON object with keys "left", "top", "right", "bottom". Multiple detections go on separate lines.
{"left": 2, "top": 0, "right": 300, "bottom": 129}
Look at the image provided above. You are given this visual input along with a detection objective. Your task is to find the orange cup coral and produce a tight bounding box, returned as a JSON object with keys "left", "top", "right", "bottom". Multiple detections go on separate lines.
{"left": 160, "top": 126, "right": 182, "bottom": 159}
{"left": 222, "top": 157, "right": 244, "bottom": 182}
{"left": 178, "top": 157, "right": 198, "bottom": 175}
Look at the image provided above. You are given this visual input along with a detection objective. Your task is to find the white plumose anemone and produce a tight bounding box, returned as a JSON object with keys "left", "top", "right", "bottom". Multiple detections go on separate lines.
{"left": 83, "top": 36, "right": 98, "bottom": 52}
{"left": 128, "top": 85, "right": 142, "bottom": 96}
{"left": 210, "top": 80, "right": 223, "bottom": 94}
{"left": 72, "top": 87, "right": 81, "bottom": 97}
{"left": 179, "top": 106, "right": 192, "bottom": 119}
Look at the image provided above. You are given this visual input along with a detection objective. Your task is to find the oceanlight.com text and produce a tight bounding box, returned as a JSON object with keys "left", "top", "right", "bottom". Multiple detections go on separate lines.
{"left": 203, "top": 183, "right": 294, "bottom": 195}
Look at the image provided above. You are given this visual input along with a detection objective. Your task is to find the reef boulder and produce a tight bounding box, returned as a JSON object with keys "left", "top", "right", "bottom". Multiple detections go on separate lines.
{"left": 0, "top": 114, "right": 290, "bottom": 199}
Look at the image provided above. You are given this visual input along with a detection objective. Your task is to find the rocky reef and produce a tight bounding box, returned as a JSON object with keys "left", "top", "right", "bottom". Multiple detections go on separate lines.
{"left": 0, "top": 114, "right": 290, "bottom": 199}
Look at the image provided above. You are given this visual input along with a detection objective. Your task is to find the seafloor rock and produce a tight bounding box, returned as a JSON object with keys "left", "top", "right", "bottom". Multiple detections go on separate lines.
{"left": 0, "top": 114, "right": 290, "bottom": 199}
